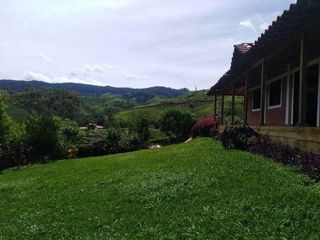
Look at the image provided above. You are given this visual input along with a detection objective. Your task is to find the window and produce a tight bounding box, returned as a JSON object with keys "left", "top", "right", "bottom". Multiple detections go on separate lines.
{"left": 268, "top": 79, "right": 282, "bottom": 108}
{"left": 252, "top": 88, "right": 261, "bottom": 111}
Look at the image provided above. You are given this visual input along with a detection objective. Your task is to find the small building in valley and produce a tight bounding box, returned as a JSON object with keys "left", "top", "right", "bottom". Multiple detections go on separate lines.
{"left": 208, "top": 0, "right": 320, "bottom": 153}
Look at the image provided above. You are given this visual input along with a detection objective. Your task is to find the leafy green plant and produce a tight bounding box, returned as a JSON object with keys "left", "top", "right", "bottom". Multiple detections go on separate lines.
{"left": 0, "top": 98, "right": 30, "bottom": 169}
{"left": 54, "top": 116, "right": 82, "bottom": 149}
{"left": 0, "top": 98, "right": 11, "bottom": 143}
{"left": 25, "top": 116, "right": 81, "bottom": 161}
{"left": 249, "top": 136, "right": 320, "bottom": 181}
{"left": 25, "top": 116, "right": 62, "bottom": 161}
{"left": 77, "top": 128, "right": 140, "bottom": 158}
{"left": 133, "top": 116, "right": 150, "bottom": 144}
{"left": 159, "top": 109, "right": 196, "bottom": 142}
{"left": 220, "top": 125, "right": 259, "bottom": 150}
{"left": 12, "top": 88, "right": 81, "bottom": 120}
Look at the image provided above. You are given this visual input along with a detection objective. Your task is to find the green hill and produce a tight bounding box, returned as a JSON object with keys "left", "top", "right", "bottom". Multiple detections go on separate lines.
{"left": 0, "top": 80, "right": 188, "bottom": 102}
{"left": 116, "top": 90, "right": 244, "bottom": 123}
{"left": 2, "top": 86, "right": 244, "bottom": 127}
{"left": 1, "top": 138, "right": 320, "bottom": 239}
{"left": 0, "top": 81, "right": 189, "bottom": 123}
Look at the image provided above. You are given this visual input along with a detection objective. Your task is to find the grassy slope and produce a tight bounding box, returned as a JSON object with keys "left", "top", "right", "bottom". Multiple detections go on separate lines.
{"left": 115, "top": 91, "right": 243, "bottom": 123}
{"left": 1, "top": 139, "right": 320, "bottom": 239}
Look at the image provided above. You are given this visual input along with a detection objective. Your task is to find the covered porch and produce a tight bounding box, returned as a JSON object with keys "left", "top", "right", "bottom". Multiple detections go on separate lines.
{"left": 209, "top": 1, "right": 320, "bottom": 153}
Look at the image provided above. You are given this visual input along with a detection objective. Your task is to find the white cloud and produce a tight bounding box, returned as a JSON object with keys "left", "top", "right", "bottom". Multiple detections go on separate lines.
{"left": 24, "top": 71, "right": 52, "bottom": 82}
{"left": 239, "top": 12, "right": 283, "bottom": 35}
{"left": 36, "top": 53, "right": 53, "bottom": 63}
{"left": 23, "top": 70, "right": 105, "bottom": 86}
{"left": 70, "top": 63, "right": 116, "bottom": 77}
{"left": 239, "top": 20, "right": 256, "bottom": 32}
{"left": 260, "top": 23, "right": 270, "bottom": 32}
{"left": 0, "top": 0, "right": 295, "bottom": 89}
{"left": 125, "top": 73, "right": 150, "bottom": 81}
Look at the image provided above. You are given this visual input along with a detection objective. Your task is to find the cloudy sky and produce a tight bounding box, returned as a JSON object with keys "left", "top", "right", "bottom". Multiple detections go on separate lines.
{"left": 0, "top": 0, "right": 295, "bottom": 89}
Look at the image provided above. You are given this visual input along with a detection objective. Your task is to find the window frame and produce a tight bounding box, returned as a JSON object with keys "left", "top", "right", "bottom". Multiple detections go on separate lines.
{"left": 267, "top": 78, "right": 282, "bottom": 109}
{"left": 251, "top": 86, "right": 261, "bottom": 112}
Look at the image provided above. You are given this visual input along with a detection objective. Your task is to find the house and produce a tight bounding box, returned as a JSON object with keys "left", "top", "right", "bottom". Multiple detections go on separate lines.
{"left": 208, "top": 0, "right": 320, "bottom": 153}
{"left": 80, "top": 123, "right": 104, "bottom": 131}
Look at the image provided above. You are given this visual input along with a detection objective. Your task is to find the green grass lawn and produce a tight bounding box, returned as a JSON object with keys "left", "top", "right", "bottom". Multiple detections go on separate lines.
{"left": 1, "top": 139, "right": 320, "bottom": 239}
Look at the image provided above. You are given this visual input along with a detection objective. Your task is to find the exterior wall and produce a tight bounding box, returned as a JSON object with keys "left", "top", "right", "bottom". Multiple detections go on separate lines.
{"left": 245, "top": 58, "right": 320, "bottom": 127}
{"left": 247, "top": 77, "right": 288, "bottom": 126}
{"left": 252, "top": 125, "right": 320, "bottom": 154}
{"left": 247, "top": 93, "right": 260, "bottom": 125}
{"left": 218, "top": 125, "right": 320, "bottom": 154}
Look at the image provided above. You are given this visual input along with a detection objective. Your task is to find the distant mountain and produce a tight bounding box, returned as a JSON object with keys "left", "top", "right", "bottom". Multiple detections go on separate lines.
{"left": 0, "top": 80, "right": 189, "bottom": 102}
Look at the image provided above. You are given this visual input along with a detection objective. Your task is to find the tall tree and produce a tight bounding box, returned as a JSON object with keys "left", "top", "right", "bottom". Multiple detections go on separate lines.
{"left": 12, "top": 88, "right": 80, "bottom": 120}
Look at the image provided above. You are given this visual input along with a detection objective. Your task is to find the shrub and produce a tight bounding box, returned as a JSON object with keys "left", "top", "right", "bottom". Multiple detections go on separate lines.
{"left": 25, "top": 116, "right": 62, "bottom": 161}
{"left": 0, "top": 99, "right": 11, "bottom": 143}
{"left": 248, "top": 136, "right": 320, "bottom": 181}
{"left": 0, "top": 142, "right": 32, "bottom": 169}
{"left": 191, "top": 116, "right": 219, "bottom": 138}
{"left": 25, "top": 116, "right": 81, "bottom": 161}
{"left": 0, "top": 99, "right": 31, "bottom": 169}
{"left": 54, "top": 116, "right": 81, "bottom": 149}
{"left": 76, "top": 128, "right": 140, "bottom": 158}
{"left": 159, "top": 109, "right": 196, "bottom": 142}
{"left": 220, "top": 125, "right": 259, "bottom": 150}
{"left": 77, "top": 141, "right": 107, "bottom": 158}
{"left": 133, "top": 116, "right": 150, "bottom": 144}
{"left": 219, "top": 125, "right": 320, "bottom": 181}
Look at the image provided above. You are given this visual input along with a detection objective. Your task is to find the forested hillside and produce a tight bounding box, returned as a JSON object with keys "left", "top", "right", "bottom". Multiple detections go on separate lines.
{"left": 0, "top": 80, "right": 188, "bottom": 101}
{"left": 116, "top": 90, "right": 244, "bottom": 125}
{"left": 0, "top": 80, "right": 189, "bottom": 124}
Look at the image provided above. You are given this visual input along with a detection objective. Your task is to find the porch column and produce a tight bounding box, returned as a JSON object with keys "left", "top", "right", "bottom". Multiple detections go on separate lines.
{"left": 299, "top": 32, "right": 307, "bottom": 125}
{"left": 260, "top": 60, "right": 266, "bottom": 125}
{"left": 214, "top": 93, "right": 217, "bottom": 117}
{"left": 231, "top": 85, "right": 235, "bottom": 125}
{"left": 244, "top": 74, "right": 249, "bottom": 125}
{"left": 221, "top": 92, "right": 225, "bottom": 124}
{"left": 318, "top": 62, "right": 320, "bottom": 127}
{"left": 285, "top": 64, "right": 291, "bottom": 125}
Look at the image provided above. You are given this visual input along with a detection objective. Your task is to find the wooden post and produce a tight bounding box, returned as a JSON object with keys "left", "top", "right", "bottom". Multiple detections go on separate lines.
{"left": 221, "top": 92, "right": 225, "bottom": 125}
{"left": 317, "top": 62, "right": 320, "bottom": 127}
{"left": 214, "top": 93, "right": 217, "bottom": 117}
{"left": 285, "top": 64, "right": 291, "bottom": 125}
{"left": 244, "top": 74, "right": 249, "bottom": 125}
{"left": 231, "top": 85, "right": 235, "bottom": 125}
{"left": 299, "top": 32, "right": 307, "bottom": 126}
{"left": 260, "top": 60, "right": 266, "bottom": 125}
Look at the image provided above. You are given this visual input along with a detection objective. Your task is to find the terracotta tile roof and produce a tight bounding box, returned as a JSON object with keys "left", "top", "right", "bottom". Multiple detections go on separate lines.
{"left": 234, "top": 43, "right": 253, "bottom": 55}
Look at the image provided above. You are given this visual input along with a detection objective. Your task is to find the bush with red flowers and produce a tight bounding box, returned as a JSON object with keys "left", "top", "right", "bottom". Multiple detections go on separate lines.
{"left": 191, "top": 116, "right": 219, "bottom": 138}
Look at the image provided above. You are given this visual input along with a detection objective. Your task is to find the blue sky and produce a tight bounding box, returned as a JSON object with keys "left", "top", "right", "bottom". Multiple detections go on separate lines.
{"left": 0, "top": 0, "right": 295, "bottom": 89}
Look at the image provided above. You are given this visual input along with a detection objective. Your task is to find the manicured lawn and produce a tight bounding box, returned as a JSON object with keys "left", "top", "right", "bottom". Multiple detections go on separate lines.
{"left": 1, "top": 138, "right": 320, "bottom": 239}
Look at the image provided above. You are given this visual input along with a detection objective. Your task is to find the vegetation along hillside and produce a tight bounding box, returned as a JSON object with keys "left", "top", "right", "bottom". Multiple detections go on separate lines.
{"left": 0, "top": 80, "right": 188, "bottom": 99}
{"left": 1, "top": 138, "right": 320, "bottom": 239}
{"left": 116, "top": 90, "right": 244, "bottom": 124}
{"left": 1, "top": 84, "right": 243, "bottom": 128}
{"left": 0, "top": 80, "right": 189, "bottom": 124}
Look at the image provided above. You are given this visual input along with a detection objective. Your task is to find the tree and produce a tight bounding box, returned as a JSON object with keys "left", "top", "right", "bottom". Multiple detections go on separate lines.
{"left": 25, "top": 116, "right": 81, "bottom": 161}
{"left": 159, "top": 109, "right": 196, "bottom": 142}
{"left": 0, "top": 97, "right": 28, "bottom": 169}
{"left": 0, "top": 98, "right": 9, "bottom": 143}
{"left": 12, "top": 88, "right": 81, "bottom": 120}
{"left": 134, "top": 117, "right": 150, "bottom": 144}
{"left": 54, "top": 116, "right": 81, "bottom": 149}
{"left": 25, "top": 116, "right": 61, "bottom": 160}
